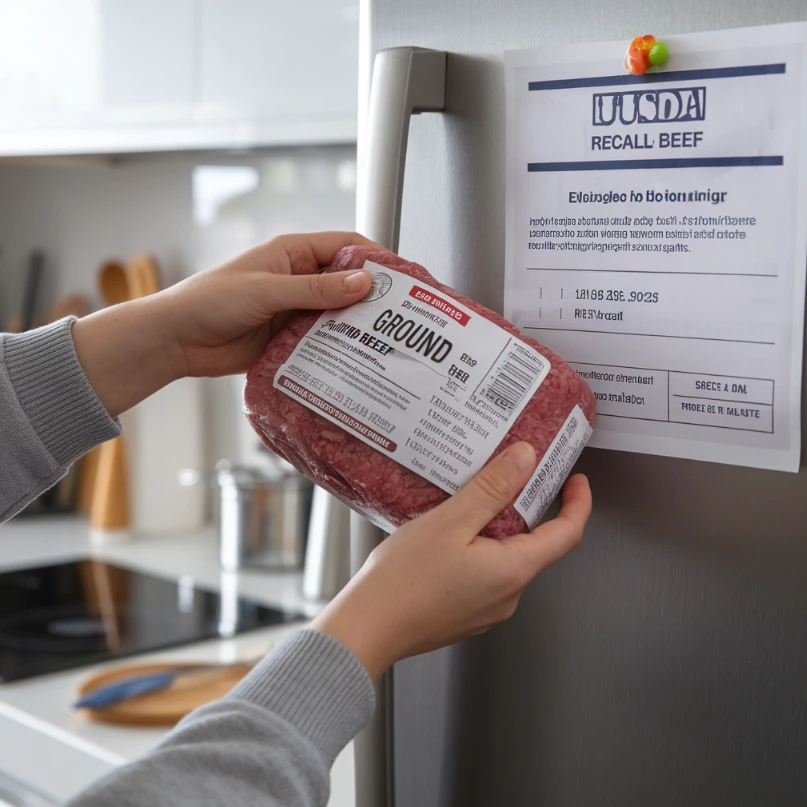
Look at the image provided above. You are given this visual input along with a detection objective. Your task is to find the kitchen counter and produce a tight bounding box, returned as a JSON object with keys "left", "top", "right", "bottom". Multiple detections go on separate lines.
{"left": 0, "top": 517, "right": 354, "bottom": 806}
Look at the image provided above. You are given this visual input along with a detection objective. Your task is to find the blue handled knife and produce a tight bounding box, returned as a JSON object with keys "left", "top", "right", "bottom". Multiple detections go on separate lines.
{"left": 74, "top": 671, "right": 180, "bottom": 709}
{"left": 74, "top": 655, "right": 264, "bottom": 711}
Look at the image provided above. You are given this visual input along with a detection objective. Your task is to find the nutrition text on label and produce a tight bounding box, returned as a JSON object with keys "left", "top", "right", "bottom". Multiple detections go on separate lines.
{"left": 275, "top": 264, "right": 550, "bottom": 495}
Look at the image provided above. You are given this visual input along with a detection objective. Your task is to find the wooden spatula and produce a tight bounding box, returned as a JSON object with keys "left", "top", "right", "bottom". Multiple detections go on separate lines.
{"left": 89, "top": 261, "right": 131, "bottom": 533}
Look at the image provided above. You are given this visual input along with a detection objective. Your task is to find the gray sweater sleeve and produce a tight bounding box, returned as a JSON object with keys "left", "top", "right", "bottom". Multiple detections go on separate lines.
{"left": 0, "top": 317, "right": 122, "bottom": 521}
{"left": 67, "top": 630, "right": 375, "bottom": 807}
{"left": 1, "top": 319, "right": 376, "bottom": 806}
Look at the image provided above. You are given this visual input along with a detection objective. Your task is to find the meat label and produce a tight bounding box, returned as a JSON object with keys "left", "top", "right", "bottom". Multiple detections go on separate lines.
{"left": 274, "top": 262, "right": 551, "bottom": 495}
{"left": 514, "top": 405, "right": 592, "bottom": 529}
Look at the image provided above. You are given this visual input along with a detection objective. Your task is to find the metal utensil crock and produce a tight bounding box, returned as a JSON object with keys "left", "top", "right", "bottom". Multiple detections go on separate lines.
{"left": 180, "top": 463, "right": 313, "bottom": 571}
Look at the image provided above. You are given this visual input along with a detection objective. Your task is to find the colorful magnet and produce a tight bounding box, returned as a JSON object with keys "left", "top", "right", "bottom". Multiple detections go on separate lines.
{"left": 624, "top": 34, "right": 669, "bottom": 75}
{"left": 648, "top": 41, "right": 670, "bottom": 67}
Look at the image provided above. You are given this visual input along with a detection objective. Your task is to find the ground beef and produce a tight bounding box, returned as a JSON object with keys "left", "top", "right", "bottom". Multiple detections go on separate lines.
{"left": 244, "top": 246, "right": 595, "bottom": 538}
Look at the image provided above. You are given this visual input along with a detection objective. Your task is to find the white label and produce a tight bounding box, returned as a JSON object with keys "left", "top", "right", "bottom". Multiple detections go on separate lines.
{"left": 274, "top": 262, "right": 551, "bottom": 494}
{"left": 514, "top": 404, "right": 592, "bottom": 529}
{"left": 505, "top": 23, "right": 807, "bottom": 472}
{"left": 363, "top": 510, "right": 397, "bottom": 533}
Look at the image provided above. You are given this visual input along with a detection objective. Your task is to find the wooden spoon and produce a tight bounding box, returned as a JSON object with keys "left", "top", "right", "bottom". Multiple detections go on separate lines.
{"left": 126, "top": 255, "right": 161, "bottom": 299}
{"left": 89, "top": 260, "right": 131, "bottom": 534}
{"left": 98, "top": 261, "right": 129, "bottom": 306}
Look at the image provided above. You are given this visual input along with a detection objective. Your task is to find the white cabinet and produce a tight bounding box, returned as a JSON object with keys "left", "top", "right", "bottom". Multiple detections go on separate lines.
{"left": 0, "top": 0, "right": 108, "bottom": 130}
{"left": 96, "top": 0, "right": 196, "bottom": 121}
{"left": 195, "top": 0, "right": 359, "bottom": 145}
{"left": 0, "top": 0, "right": 358, "bottom": 156}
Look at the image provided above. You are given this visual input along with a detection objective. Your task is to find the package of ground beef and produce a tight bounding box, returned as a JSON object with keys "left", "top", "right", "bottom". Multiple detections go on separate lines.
{"left": 243, "top": 246, "right": 595, "bottom": 538}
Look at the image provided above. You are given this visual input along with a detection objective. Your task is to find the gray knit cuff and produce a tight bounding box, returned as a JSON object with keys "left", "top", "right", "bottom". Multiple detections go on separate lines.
{"left": 227, "top": 629, "right": 375, "bottom": 767}
{"left": 3, "top": 317, "right": 122, "bottom": 466}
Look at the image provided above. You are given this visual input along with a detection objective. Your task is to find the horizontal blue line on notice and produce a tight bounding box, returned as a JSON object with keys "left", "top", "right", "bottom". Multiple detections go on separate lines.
{"left": 527, "top": 63, "right": 785, "bottom": 92}
{"left": 527, "top": 156, "right": 784, "bottom": 172}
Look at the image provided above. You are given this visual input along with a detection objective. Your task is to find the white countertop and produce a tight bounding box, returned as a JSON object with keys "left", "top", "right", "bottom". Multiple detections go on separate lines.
{"left": 0, "top": 517, "right": 354, "bottom": 805}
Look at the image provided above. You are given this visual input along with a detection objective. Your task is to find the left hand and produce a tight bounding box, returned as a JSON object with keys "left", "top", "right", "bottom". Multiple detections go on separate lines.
{"left": 73, "top": 232, "right": 374, "bottom": 418}
{"left": 312, "top": 442, "right": 593, "bottom": 681}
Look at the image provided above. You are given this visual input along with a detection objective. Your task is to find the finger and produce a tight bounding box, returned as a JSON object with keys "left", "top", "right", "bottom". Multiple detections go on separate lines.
{"left": 430, "top": 442, "right": 537, "bottom": 537}
{"left": 500, "top": 474, "right": 592, "bottom": 576}
{"left": 275, "top": 231, "right": 377, "bottom": 275}
{"left": 264, "top": 269, "right": 373, "bottom": 314}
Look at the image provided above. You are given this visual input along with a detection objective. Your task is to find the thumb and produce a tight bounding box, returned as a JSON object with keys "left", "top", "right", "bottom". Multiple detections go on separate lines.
{"left": 430, "top": 442, "right": 537, "bottom": 537}
{"left": 266, "top": 269, "right": 372, "bottom": 314}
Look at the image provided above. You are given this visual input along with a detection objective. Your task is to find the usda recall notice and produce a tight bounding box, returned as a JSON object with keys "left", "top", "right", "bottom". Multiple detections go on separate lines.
{"left": 505, "top": 23, "right": 807, "bottom": 471}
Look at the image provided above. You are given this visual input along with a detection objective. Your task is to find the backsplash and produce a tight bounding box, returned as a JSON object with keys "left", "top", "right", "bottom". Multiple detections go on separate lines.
{"left": 0, "top": 145, "right": 357, "bottom": 475}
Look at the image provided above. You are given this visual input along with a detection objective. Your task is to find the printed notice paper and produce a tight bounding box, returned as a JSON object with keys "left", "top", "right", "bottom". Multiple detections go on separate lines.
{"left": 505, "top": 23, "right": 807, "bottom": 472}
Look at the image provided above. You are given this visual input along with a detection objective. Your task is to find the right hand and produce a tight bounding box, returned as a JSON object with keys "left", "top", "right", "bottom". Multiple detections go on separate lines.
{"left": 73, "top": 232, "right": 375, "bottom": 420}
{"left": 158, "top": 232, "right": 374, "bottom": 380}
{"left": 311, "top": 442, "right": 592, "bottom": 681}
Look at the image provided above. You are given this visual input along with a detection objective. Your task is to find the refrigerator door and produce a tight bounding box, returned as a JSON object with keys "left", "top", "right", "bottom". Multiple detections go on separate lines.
{"left": 364, "top": 2, "right": 807, "bottom": 806}
{"left": 353, "top": 46, "right": 447, "bottom": 807}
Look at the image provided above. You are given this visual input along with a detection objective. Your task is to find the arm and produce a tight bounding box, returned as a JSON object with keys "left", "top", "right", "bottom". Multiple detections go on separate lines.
{"left": 68, "top": 630, "right": 374, "bottom": 807}
{"left": 1, "top": 230, "right": 591, "bottom": 806}
{"left": 69, "top": 445, "right": 591, "bottom": 807}
{"left": 0, "top": 232, "right": 373, "bottom": 522}
{"left": 0, "top": 319, "right": 122, "bottom": 521}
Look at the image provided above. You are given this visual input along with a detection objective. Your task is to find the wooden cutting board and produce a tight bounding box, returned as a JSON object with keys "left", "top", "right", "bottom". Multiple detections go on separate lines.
{"left": 75, "top": 662, "right": 254, "bottom": 727}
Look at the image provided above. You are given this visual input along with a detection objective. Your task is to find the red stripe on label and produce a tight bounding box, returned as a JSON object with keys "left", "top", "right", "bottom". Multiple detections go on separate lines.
{"left": 278, "top": 375, "right": 398, "bottom": 452}
{"left": 409, "top": 285, "right": 470, "bottom": 326}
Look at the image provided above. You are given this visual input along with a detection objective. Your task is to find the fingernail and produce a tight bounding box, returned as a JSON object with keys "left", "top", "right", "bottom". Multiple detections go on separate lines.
{"left": 505, "top": 442, "right": 536, "bottom": 472}
{"left": 343, "top": 271, "right": 368, "bottom": 294}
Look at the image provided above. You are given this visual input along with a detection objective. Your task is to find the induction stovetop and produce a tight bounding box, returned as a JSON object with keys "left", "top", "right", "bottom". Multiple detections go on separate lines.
{"left": 0, "top": 559, "right": 303, "bottom": 682}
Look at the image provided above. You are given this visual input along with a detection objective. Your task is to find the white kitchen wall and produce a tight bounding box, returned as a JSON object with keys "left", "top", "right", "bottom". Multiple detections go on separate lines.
{"left": 0, "top": 146, "right": 357, "bottom": 481}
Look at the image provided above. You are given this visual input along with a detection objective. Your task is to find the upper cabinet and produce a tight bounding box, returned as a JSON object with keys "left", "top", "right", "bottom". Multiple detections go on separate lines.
{"left": 0, "top": 0, "right": 358, "bottom": 156}
{"left": 195, "top": 0, "right": 359, "bottom": 144}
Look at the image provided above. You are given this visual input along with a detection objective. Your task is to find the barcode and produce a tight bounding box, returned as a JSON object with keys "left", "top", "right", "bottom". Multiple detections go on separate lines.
{"left": 481, "top": 344, "right": 545, "bottom": 414}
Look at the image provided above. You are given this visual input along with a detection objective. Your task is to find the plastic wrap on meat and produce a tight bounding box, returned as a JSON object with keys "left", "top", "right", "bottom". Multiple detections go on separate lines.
{"left": 243, "top": 246, "right": 595, "bottom": 538}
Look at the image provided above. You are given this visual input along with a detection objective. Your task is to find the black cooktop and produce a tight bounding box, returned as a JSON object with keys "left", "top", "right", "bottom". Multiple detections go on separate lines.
{"left": 0, "top": 559, "right": 303, "bottom": 682}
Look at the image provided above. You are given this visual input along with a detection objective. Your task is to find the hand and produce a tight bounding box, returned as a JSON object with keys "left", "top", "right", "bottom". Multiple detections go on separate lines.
{"left": 72, "top": 232, "right": 374, "bottom": 418}
{"left": 312, "top": 442, "right": 592, "bottom": 681}
{"left": 158, "top": 231, "right": 374, "bottom": 379}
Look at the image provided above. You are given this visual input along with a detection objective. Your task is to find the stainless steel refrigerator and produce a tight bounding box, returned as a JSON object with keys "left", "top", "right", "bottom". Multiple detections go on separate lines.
{"left": 350, "top": 2, "right": 807, "bottom": 805}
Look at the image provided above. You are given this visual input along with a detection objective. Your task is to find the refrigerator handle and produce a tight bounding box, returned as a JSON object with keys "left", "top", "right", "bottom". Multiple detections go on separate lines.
{"left": 353, "top": 46, "right": 447, "bottom": 807}
{"left": 357, "top": 46, "right": 448, "bottom": 253}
